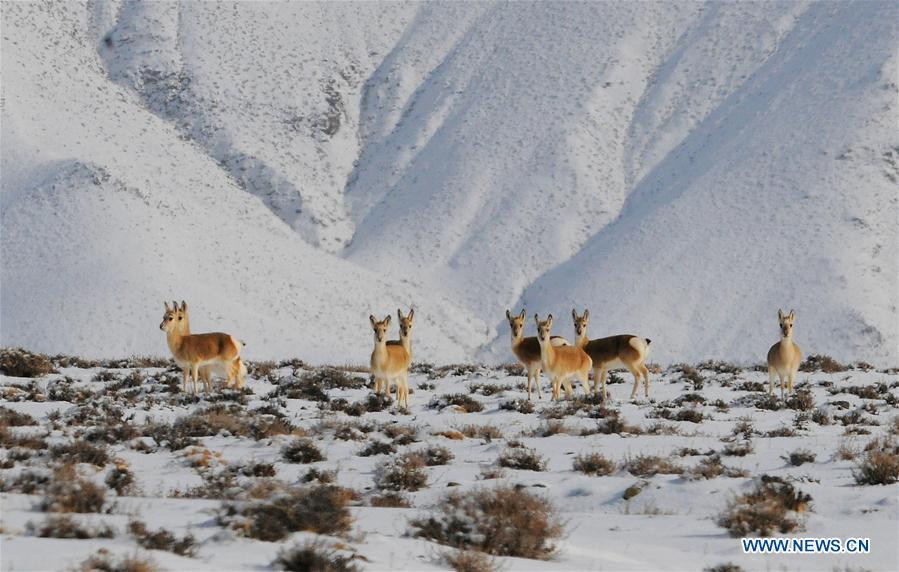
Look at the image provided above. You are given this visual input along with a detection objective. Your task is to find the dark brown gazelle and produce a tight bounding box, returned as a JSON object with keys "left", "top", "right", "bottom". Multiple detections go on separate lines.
{"left": 571, "top": 309, "right": 652, "bottom": 401}
{"left": 766, "top": 309, "right": 801, "bottom": 398}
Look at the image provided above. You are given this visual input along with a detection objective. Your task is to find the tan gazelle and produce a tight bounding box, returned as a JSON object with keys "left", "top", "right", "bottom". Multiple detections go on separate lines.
{"left": 159, "top": 302, "right": 245, "bottom": 394}
{"left": 380, "top": 308, "right": 414, "bottom": 396}
{"left": 534, "top": 314, "right": 592, "bottom": 400}
{"left": 572, "top": 309, "right": 652, "bottom": 401}
{"left": 506, "top": 308, "right": 570, "bottom": 400}
{"left": 767, "top": 309, "right": 801, "bottom": 398}
{"left": 370, "top": 314, "right": 411, "bottom": 408}
{"left": 171, "top": 301, "right": 246, "bottom": 391}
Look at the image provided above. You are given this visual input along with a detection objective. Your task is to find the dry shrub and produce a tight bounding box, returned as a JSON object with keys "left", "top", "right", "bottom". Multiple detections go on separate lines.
{"left": 704, "top": 565, "right": 745, "bottom": 572}
{"left": 128, "top": 520, "right": 196, "bottom": 557}
{"left": 274, "top": 540, "right": 359, "bottom": 572}
{"left": 800, "top": 354, "right": 846, "bottom": 373}
{"left": 40, "top": 464, "right": 106, "bottom": 513}
{"left": 686, "top": 456, "right": 749, "bottom": 480}
{"left": 301, "top": 467, "right": 336, "bottom": 484}
{"left": 457, "top": 424, "right": 503, "bottom": 441}
{"left": 240, "top": 461, "right": 277, "bottom": 478}
{"left": 410, "top": 486, "right": 563, "bottom": 559}
{"left": 105, "top": 460, "right": 136, "bottom": 495}
{"left": 434, "top": 430, "right": 466, "bottom": 441}
{"left": 358, "top": 439, "right": 396, "bottom": 457}
{"left": 573, "top": 452, "right": 615, "bottom": 476}
{"left": 623, "top": 455, "right": 683, "bottom": 477}
{"left": 421, "top": 445, "right": 454, "bottom": 466}
{"left": 854, "top": 437, "right": 899, "bottom": 485}
{"left": 811, "top": 409, "right": 831, "bottom": 425}
{"left": 78, "top": 549, "right": 157, "bottom": 572}
{"left": 51, "top": 441, "right": 110, "bottom": 467}
{"left": 723, "top": 441, "right": 754, "bottom": 457}
{"left": 374, "top": 453, "right": 428, "bottom": 491}
{"left": 498, "top": 399, "right": 535, "bottom": 414}
{"left": 429, "top": 394, "right": 484, "bottom": 413}
{"left": 369, "top": 492, "right": 411, "bottom": 508}
{"left": 383, "top": 423, "right": 420, "bottom": 445}
{"left": 786, "top": 449, "right": 816, "bottom": 466}
{"left": 26, "top": 515, "right": 115, "bottom": 539}
{"left": 785, "top": 389, "right": 815, "bottom": 411}
{"left": 234, "top": 484, "right": 354, "bottom": 541}
{"left": 499, "top": 447, "right": 547, "bottom": 471}
{"left": 0, "top": 406, "right": 37, "bottom": 426}
{"left": 0, "top": 348, "right": 56, "bottom": 377}
{"left": 718, "top": 476, "right": 812, "bottom": 537}
{"left": 697, "top": 360, "right": 743, "bottom": 375}
{"left": 442, "top": 549, "right": 497, "bottom": 572}
{"left": 282, "top": 438, "right": 325, "bottom": 464}
{"left": 530, "top": 420, "right": 571, "bottom": 437}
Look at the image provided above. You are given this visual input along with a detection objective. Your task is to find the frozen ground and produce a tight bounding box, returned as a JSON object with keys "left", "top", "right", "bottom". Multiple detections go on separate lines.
{"left": 1, "top": 356, "right": 897, "bottom": 571}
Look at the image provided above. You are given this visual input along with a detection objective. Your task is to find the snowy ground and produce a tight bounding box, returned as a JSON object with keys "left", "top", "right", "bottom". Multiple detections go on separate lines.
{"left": 1, "top": 357, "right": 897, "bottom": 571}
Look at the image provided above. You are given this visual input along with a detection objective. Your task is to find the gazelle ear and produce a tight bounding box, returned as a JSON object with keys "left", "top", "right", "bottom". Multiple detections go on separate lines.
{"left": 778, "top": 308, "right": 784, "bottom": 320}
{"left": 519, "top": 308, "right": 526, "bottom": 320}
{"left": 534, "top": 313, "right": 540, "bottom": 325}
{"left": 408, "top": 308, "right": 414, "bottom": 320}
{"left": 397, "top": 308, "right": 403, "bottom": 321}
{"left": 505, "top": 309, "right": 512, "bottom": 321}
{"left": 164, "top": 301, "right": 171, "bottom": 311}
{"left": 384, "top": 314, "right": 391, "bottom": 325}
{"left": 180, "top": 301, "right": 188, "bottom": 312}
{"left": 547, "top": 314, "right": 554, "bottom": 326}
{"left": 584, "top": 309, "right": 589, "bottom": 320}
{"left": 572, "top": 309, "right": 577, "bottom": 321}
{"left": 369, "top": 315, "right": 376, "bottom": 326}
{"left": 788, "top": 309, "right": 795, "bottom": 320}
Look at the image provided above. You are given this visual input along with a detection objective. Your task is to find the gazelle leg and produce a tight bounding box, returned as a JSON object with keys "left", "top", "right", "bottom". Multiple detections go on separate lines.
{"left": 598, "top": 367, "right": 608, "bottom": 402}
{"left": 535, "top": 367, "right": 543, "bottom": 399}
{"left": 628, "top": 366, "right": 641, "bottom": 400}
{"left": 787, "top": 370, "right": 796, "bottom": 393}
{"left": 526, "top": 368, "right": 533, "bottom": 401}
{"left": 767, "top": 369, "right": 776, "bottom": 395}
{"left": 181, "top": 369, "right": 189, "bottom": 393}
{"left": 579, "top": 371, "right": 590, "bottom": 396}
{"left": 640, "top": 364, "right": 651, "bottom": 398}
{"left": 191, "top": 364, "right": 200, "bottom": 395}
{"left": 563, "top": 377, "right": 574, "bottom": 399}
{"left": 779, "top": 374, "right": 785, "bottom": 400}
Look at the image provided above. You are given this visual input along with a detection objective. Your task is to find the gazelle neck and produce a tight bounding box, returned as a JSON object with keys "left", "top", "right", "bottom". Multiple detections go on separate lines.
{"left": 166, "top": 328, "right": 184, "bottom": 355}
{"left": 400, "top": 332, "right": 412, "bottom": 353}
{"left": 576, "top": 330, "right": 588, "bottom": 349}
{"left": 538, "top": 334, "right": 556, "bottom": 365}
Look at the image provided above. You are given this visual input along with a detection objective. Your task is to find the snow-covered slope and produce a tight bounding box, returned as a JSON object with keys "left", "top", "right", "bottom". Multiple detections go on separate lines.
{"left": 2, "top": 1, "right": 896, "bottom": 365}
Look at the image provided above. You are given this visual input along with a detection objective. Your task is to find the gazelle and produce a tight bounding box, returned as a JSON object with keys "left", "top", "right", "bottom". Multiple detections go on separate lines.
{"left": 171, "top": 301, "right": 246, "bottom": 391}
{"left": 534, "top": 314, "right": 592, "bottom": 400}
{"left": 159, "top": 302, "right": 245, "bottom": 394}
{"left": 380, "top": 308, "right": 414, "bottom": 396}
{"left": 572, "top": 309, "right": 652, "bottom": 401}
{"left": 767, "top": 309, "right": 801, "bottom": 398}
{"left": 505, "top": 308, "right": 570, "bottom": 400}
{"left": 370, "top": 314, "right": 411, "bottom": 408}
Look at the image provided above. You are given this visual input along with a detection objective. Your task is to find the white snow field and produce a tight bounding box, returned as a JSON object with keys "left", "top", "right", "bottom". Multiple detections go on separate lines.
{"left": 2, "top": 1, "right": 897, "bottom": 366}
{"left": 0, "top": 360, "right": 897, "bottom": 571}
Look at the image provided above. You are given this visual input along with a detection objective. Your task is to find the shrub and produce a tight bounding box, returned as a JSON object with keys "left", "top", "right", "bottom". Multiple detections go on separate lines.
{"left": 811, "top": 409, "right": 831, "bottom": 425}
{"left": 235, "top": 484, "right": 354, "bottom": 541}
{"left": 410, "top": 486, "right": 563, "bottom": 559}
{"left": 240, "top": 462, "right": 277, "bottom": 478}
{"left": 369, "top": 492, "right": 411, "bottom": 508}
{"left": 274, "top": 540, "right": 359, "bottom": 572}
{"left": 428, "top": 394, "right": 484, "bottom": 413}
{"left": 674, "top": 408, "right": 704, "bottom": 423}
{"left": 717, "top": 476, "right": 812, "bottom": 537}
{"left": 0, "top": 348, "right": 56, "bottom": 377}
{"left": 0, "top": 406, "right": 37, "bottom": 426}
{"left": 128, "top": 520, "right": 197, "bottom": 557}
{"left": 573, "top": 452, "right": 615, "bottom": 476}
{"left": 785, "top": 389, "right": 815, "bottom": 411}
{"left": 105, "top": 460, "right": 136, "bottom": 495}
{"left": 704, "top": 565, "right": 745, "bottom": 572}
{"left": 499, "top": 447, "right": 547, "bottom": 471}
{"left": 723, "top": 441, "right": 754, "bottom": 457}
{"left": 457, "top": 425, "right": 503, "bottom": 441}
{"left": 282, "top": 438, "right": 325, "bottom": 464}
{"left": 26, "top": 515, "right": 115, "bottom": 539}
{"left": 498, "top": 399, "right": 535, "bottom": 414}
{"left": 854, "top": 437, "right": 899, "bottom": 485}
{"left": 375, "top": 453, "right": 428, "bottom": 491}
{"left": 383, "top": 423, "right": 419, "bottom": 445}
{"left": 50, "top": 441, "right": 110, "bottom": 467}
{"left": 623, "top": 455, "right": 683, "bottom": 477}
{"left": 77, "top": 550, "right": 158, "bottom": 572}
{"left": 800, "top": 354, "right": 846, "bottom": 373}
{"left": 686, "top": 456, "right": 749, "bottom": 480}
{"left": 442, "top": 549, "right": 497, "bottom": 572}
{"left": 786, "top": 449, "right": 816, "bottom": 466}
{"left": 40, "top": 465, "right": 106, "bottom": 513}
{"left": 358, "top": 440, "right": 396, "bottom": 457}
{"left": 421, "top": 445, "right": 454, "bottom": 466}
{"left": 301, "top": 467, "right": 336, "bottom": 484}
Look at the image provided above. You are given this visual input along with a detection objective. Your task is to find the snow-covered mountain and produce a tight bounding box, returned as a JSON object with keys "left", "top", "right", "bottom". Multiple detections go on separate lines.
{"left": 2, "top": 0, "right": 896, "bottom": 365}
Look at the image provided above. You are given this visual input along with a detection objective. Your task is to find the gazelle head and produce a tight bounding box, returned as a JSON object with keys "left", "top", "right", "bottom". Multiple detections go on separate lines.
{"left": 160, "top": 301, "right": 185, "bottom": 332}
{"left": 369, "top": 314, "right": 391, "bottom": 343}
{"left": 505, "top": 308, "right": 527, "bottom": 339}
{"left": 534, "top": 313, "right": 554, "bottom": 343}
{"left": 777, "top": 309, "right": 796, "bottom": 338}
{"left": 572, "top": 308, "right": 589, "bottom": 338}
{"left": 398, "top": 308, "right": 415, "bottom": 338}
